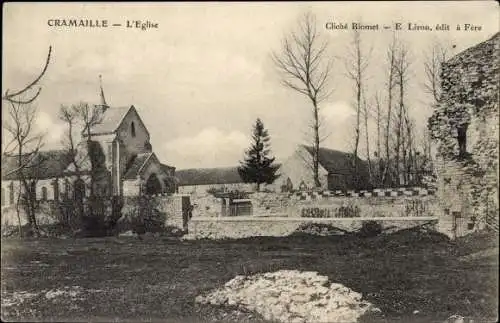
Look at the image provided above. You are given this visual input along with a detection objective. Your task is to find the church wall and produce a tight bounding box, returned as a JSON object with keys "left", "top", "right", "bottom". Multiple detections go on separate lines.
{"left": 90, "top": 134, "right": 116, "bottom": 172}
{"left": 1, "top": 175, "right": 92, "bottom": 206}
{"left": 140, "top": 158, "right": 169, "bottom": 192}
{"left": 123, "top": 179, "right": 141, "bottom": 196}
{"left": 116, "top": 108, "right": 151, "bottom": 166}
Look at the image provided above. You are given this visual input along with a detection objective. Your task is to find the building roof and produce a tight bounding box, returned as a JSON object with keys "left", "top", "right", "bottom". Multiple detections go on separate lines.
{"left": 123, "top": 152, "right": 154, "bottom": 180}
{"left": 160, "top": 163, "right": 176, "bottom": 173}
{"left": 175, "top": 166, "right": 242, "bottom": 186}
{"left": 302, "top": 145, "right": 367, "bottom": 175}
{"left": 123, "top": 154, "right": 175, "bottom": 180}
{"left": 1, "top": 150, "right": 73, "bottom": 180}
{"left": 87, "top": 106, "right": 131, "bottom": 135}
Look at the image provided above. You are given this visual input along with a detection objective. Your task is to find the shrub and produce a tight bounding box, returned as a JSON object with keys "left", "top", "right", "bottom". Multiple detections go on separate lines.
{"left": 117, "top": 196, "right": 166, "bottom": 234}
{"left": 57, "top": 200, "right": 84, "bottom": 232}
{"left": 358, "top": 220, "right": 382, "bottom": 237}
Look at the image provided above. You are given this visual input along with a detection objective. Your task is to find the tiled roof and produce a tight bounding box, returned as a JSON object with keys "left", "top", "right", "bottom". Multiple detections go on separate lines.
{"left": 175, "top": 167, "right": 242, "bottom": 186}
{"left": 123, "top": 153, "right": 153, "bottom": 180}
{"left": 87, "top": 106, "right": 131, "bottom": 135}
{"left": 302, "top": 145, "right": 367, "bottom": 175}
{"left": 2, "top": 150, "right": 74, "bottom": 180}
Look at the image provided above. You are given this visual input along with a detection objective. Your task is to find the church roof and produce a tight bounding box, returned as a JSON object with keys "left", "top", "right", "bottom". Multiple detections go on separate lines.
{"left": 87, "top": 106, "right": 131, "bottom": 135}
{"left": 160, "top": 163, "right": 176, "bottom": 173}
{"left": 123, "top": 152, "right": 154, "bottom": 180}
{"left": 123, "top": 153, "right": 175, "bottom": 180}
{"left": 1, "top": 150, "right": 74, "bottom": 180}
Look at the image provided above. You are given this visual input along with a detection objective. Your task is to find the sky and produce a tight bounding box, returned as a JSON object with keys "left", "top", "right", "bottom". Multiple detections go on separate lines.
{"left": 2, "top": 2, "right": 498, "bottom": 169}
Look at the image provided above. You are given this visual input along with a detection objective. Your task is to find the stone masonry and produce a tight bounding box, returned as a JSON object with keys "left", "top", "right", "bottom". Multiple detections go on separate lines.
{"left": 429, "top": 32, "right": 499, "bottom": 235}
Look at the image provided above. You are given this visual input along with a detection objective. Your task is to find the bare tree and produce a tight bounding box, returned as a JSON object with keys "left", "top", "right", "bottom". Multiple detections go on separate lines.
{"left": 373, "top": 91, "right": 384, "bottom": 186}
{"left": 379, "top": 35, "right": 398, "bottom": 186}
{"left": 3, "top": 46, "right": 52, "bottom": 105}
{"left": 423, "top": 42, "right": 448, "bottom": 102}
{"left": 420, "top": 41, "right": 449, "bottom": 179}
{"left": 3, "top": 101, "right": 45, "bottom": 236}
{"left": 345, "top": 29, "right": 372, "bottom": 188}
{"left": 393, "top": 42, "right": 412, "bottom": 186}
{"left": 58, "top": 102, "right": 106, "bottom": 233}
{"left": 345, "top": 30, "right": 369, "bottom": 189}
{"left": 58, "top": 103, "right": 94, "bottom": 230}
{"left": 59, "top": 104, "right": 81, "bottom": 177}
{"left": 2, "top": 46, "right": 51, "bottom": 237}
{"left": 362, "top": 95, "right": 373, "bottom": 186}
{"left": 76, "top": 102, "right": 104, "bottom": 197}
{"left": 272, "top": 12, "right": 333, "bottom": 188}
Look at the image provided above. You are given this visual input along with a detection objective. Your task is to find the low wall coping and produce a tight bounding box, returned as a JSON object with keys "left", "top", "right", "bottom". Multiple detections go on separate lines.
{"left": 191, "top": 216, "right": 439, "bottom": 222}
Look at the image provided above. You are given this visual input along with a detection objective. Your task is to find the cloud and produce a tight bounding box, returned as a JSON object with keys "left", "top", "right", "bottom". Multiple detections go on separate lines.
{"left": 320, "top": 101, "right": 355, "bottom": 122}
{"left": 162, "top": 127, "right": 250, "bottom": 169}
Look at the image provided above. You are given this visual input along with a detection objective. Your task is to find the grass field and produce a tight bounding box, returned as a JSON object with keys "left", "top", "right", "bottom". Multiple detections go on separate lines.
{"left": 1, "top": 229, "right": 498, "bottom": 322}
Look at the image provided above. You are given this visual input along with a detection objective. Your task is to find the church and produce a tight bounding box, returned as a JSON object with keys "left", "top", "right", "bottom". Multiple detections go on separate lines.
{"left": 1, "top": 78, "right": 176, "bottom": 206}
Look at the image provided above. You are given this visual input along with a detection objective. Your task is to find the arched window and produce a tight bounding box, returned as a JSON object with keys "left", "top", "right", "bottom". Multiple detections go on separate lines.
{"left": 131, "top": 122, "right": 136, "bottom": 137}
{"left": 457, "top": 124, "right": 468, "bottom": 157}
{"left": 52, "top": 180, "right": 59, "bottom": 201}
{"left": 30, "top": 181, "right": 37, "bottom": 201}
{"left": 74, "top": 179, "right": 85, "bottom": 202}
{"left": 64, "top": 179, "right": 71, "bottom": 200}
{"left": 9, "top": 182, "right": 15, "bottom": 204}
{"left": 41, "top": 187, "right": 48, "bottom": 201}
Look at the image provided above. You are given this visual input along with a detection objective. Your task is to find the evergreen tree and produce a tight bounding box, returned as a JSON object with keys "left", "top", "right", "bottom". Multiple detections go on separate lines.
{"left": 238, "top": 118, "right": 280, "bottom": 191}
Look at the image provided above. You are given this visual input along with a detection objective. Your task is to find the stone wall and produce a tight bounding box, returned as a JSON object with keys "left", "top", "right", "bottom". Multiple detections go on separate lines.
{"left": 190, "top": 195, "right": 224, "bottom": 217}
{"left": 249, "top": 192, "right": 440, "bottom": 219}
{"left": 429, "top": 32, "right": 499, "bottom": 232}
{"left": 178, "top": 183, "right": 256, "bottom": 195}
{"left": 121, "top": 194, "right": 186, "bottom": 230}
{"left": 183, "top": 189, "right": 462, "bottom": 239}
{"left": 1, "top": 202, "right": 59, "bottom": 228}
{"left": 122, "top": 179, "right": 141, "bottom": 196}
{"left": 1, "top": 194, "right": 186, "bottom": 234}
{"left": 160, "top": 195, "right": 185, "bottom": 229}
{"left": 187, "top": 217, "right": 438, "bottom": 240}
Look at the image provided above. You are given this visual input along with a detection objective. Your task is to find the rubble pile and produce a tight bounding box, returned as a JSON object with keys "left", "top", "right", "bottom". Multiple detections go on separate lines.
{"left": 195, "top": 270, "right": 380, "bottom": 323}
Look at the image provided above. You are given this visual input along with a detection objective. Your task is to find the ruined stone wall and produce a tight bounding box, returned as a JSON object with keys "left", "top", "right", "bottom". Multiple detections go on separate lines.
{"left": 249, "top": 191, "right": 439, "bottom": 218}
{"left": 429, "top": 33, "right": 499, "bottom": 231}
{"left": 187, "top": 218, "right": 438, "bottom": 240}
{"left": 121, "top": 194, "right": 185, "bottom": 230}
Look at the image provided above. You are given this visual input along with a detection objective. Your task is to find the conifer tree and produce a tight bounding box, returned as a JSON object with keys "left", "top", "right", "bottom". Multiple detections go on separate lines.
{"left": 238, "top": 118, "right": 280, "bottom": 191}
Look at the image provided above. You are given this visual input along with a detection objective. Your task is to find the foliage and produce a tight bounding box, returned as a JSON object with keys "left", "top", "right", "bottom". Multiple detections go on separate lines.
{"left": 118, "top": 196, "right": 166, "bottom": 234}
{"left": 238, "top": 118, "right": 280, "bottom": 190}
